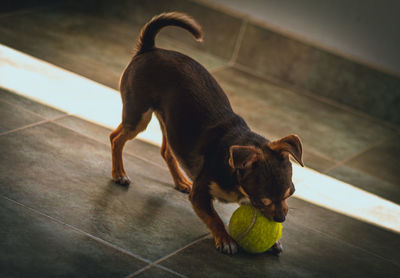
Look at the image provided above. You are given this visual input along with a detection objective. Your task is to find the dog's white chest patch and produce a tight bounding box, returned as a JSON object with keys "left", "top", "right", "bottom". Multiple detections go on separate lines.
{"left": 209, "top": 182, "right": 248, "bottom": 203}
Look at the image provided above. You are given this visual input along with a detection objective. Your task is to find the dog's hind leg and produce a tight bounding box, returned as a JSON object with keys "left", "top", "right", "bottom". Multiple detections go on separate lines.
{"left": 160, "top": 134, "right": 192, "bottom": 193}
{"left": 156, "top": 113, "right": 192, "bottom": 193}
{"left": 110, "top": 110, "right": 152, "bottom": 185}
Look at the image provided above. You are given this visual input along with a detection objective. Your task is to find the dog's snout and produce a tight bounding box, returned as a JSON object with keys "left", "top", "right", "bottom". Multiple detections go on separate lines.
{"left": 273, "top": 216, "right": 286, "bottom": 223}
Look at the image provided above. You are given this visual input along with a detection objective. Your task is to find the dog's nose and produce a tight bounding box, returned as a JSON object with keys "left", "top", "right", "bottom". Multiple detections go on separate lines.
{"left": 273, "top": 216, "right": 285, "bottom": 223}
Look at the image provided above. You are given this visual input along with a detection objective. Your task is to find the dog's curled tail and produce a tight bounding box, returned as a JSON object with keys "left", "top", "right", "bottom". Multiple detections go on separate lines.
{"left": 135, "top": 12, "right": 203, "bottom": 54}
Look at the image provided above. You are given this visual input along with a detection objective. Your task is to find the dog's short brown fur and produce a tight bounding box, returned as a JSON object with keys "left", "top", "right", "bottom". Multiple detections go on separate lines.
{"left": 110, "top": 12, "right": 304, "bottom": 255}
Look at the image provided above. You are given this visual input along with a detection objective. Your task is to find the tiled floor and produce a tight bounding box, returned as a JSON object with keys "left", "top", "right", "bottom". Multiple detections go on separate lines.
{"left": 0, "top": 1, "right": 399, "bottom": 277}
{"left": 1, "top": 89, "right": 399, "bottom": 277}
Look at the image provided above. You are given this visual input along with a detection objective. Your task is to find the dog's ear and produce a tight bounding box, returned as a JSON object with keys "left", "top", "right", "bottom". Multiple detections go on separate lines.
{"left": 268, "top": 134, "right": 304, "bottom": 167}
{"left": 229, "top": 145, "right": 262, "bottom": 169}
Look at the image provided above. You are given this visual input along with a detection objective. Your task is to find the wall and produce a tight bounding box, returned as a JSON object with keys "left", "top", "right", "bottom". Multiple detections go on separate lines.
{"left": 209, "top": 0, "right": 400, "bottom": 76}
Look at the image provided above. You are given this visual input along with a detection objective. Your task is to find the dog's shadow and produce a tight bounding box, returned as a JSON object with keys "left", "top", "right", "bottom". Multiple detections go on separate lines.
{"left": 91, "top": 179, "right": 167, "bottom": 236}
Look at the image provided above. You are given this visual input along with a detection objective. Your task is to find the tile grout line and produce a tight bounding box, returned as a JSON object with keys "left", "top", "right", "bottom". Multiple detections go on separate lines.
{"left": 209, "top": 64, "right": 231, "bottom": 75}
{"left": 51, "top": 117, "right": 169, "bottom": 172}
{"left": 300, "top": 145, "right": 339, "bottom": 165}
{"left": 0, "top": 114, "right": 69, "bottom": 137}
{"left": 323, "top": 136, "right": 391, "bottom": 174}
{"left": 124, "top": 263, "right": 188, "bottom": 278}
{"left": 232, "top": 63, "right": 400, "bottom": 133}
{"left": 125, "top": 234, "right": 210, "bottom": 278}
{"left": 228, "top": 17, "right": 248, "bottom": 67}
{"left": 0, "top": 96, "right": 67, "bottom": 120}
{"left": 152, "top": 234, "right": 210, "bottom": 265}
{"left": 1, "top": 95, "right": 168, "bottom": 171}
{"left": 1, "top": 195, "right": 152, "bottom": 265}
{"left": 153, "top": 264, "right": 189, "bottom": 278}
{"left": 0, "top": 119, "right": 48, "bottom": 137}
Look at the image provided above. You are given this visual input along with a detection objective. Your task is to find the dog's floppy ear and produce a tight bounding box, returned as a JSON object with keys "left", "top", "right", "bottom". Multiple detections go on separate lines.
{"left": 268, "top": 134, "right": 304, "bottom": 167}
{"left": 229, "top": 145, "right": 262, "bottom": 169}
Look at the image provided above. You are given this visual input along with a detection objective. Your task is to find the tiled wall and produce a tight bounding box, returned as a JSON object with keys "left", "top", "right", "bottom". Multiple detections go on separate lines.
{"left": 234, "top": 21, "right": 400, "bottom": 125}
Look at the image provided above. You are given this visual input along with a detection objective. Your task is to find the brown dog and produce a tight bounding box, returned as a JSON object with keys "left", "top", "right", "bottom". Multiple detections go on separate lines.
{"left": 110, "top": 12, "right": 304, "bottom": 255}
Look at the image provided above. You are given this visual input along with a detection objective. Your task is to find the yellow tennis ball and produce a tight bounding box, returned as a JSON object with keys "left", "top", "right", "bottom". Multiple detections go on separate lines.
{"left": 229, "top": 204, "right": 282, "bottom": 253}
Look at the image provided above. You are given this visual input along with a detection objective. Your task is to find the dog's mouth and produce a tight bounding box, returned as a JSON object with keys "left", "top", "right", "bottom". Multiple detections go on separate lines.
{"left": 262, "top": 210, "right": 286, "bottom": 223}
{"left": 272, "top": 215, "right": 286, "bottom": 223}
{"left": 250, "top": 201, "right": 287, "bottom": 223}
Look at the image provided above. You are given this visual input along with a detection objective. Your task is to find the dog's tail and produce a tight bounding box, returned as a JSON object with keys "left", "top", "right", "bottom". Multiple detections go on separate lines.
{"left": 135, "top": 12, "right": 203, "bottom": 55}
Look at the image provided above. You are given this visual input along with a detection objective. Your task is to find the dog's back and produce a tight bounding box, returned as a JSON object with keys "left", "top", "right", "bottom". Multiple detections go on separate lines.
{"left": 120, "top": 13, "right": 247, "bottom": 177}
{"left": 121, "top": 12, "right": 231, "bottom": 119}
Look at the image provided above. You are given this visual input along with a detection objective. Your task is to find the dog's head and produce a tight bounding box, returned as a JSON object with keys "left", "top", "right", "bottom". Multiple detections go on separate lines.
{"left": 229, "top": 134, "right": 303, "bottom": 222}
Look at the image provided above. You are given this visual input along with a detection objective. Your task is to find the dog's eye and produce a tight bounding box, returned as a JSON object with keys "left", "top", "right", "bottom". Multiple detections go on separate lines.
{"left": 261, "top": 198, "right": 272, "bottom": 206}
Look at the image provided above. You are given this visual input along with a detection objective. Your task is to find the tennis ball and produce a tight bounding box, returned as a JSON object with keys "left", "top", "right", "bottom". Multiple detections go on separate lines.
{"left": 228, "top": 204, "right": 282, "bottom": 253}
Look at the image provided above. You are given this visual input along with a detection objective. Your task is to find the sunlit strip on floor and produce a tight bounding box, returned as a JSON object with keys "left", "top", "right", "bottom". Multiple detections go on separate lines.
{"left": 1, "top": 44, "right": 399, "bottom": 233}
{"left": 0, "top": 44, "right": 162, "bottom": 145}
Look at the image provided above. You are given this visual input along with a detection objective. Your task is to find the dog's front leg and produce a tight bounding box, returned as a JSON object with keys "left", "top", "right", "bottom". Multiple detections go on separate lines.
{"left": 189, "top": 177, "right": 238, "bottom": 255}
{"left": 268, "top": 240, "right": 283, "bottom": 255}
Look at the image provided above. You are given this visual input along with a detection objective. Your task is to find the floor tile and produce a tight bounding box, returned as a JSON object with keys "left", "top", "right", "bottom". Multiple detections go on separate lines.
{"left": 298, "top": 150, "right": 335, "bottom": 173}
{"left": 0, "top": 122, "right": 208, "bottom": 260}
{"left": 327, "top": 164, "right": 400, "bottom": 204}
{"left": 213, "top": 67, "right": 396, "bottom": 162}
{"left": 286, "top": 197, "right": 400, "bottom": 264}
{"left": 134, "top": 266, "right": 184, "bottom": 278}
{"left": 0, "top": 88, "right": 65, "bottom": 119}
{"left": 343, "top": 136, "right": 400, "bottom": 186}
{"left": 0, "top": 196, "right": 146, "bottom": 278}
{"left": 161, "top": 220, "right": 399, "bottom": 278}
{"left": 54, "top": 115, "right": 166, "bottom": 168}
{"left": 0, "top": 99, "right": 44, "bottom": 133}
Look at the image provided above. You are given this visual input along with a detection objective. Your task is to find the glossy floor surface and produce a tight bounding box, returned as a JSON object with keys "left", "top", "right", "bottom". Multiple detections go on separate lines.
{"left": 0, "top": 1, "right": 399, "bottom": 277}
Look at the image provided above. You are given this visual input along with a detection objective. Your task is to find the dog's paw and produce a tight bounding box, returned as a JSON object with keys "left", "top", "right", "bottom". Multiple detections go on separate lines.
{"left": 113, "top": 174, "right": 131, "bottom": 185}
{"left": 215, "top": 234, "right": 238, "bottom": 255}
{"left": 175, "top": 181, "right": 192, "bottom": 194}
{"left": 268, "top": 240, "right": 283, "bottom": 256}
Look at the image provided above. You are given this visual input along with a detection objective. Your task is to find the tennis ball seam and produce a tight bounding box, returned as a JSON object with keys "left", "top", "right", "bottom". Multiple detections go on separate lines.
{"left": 235, "top": 205, "right": 257, "bottom": 242}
